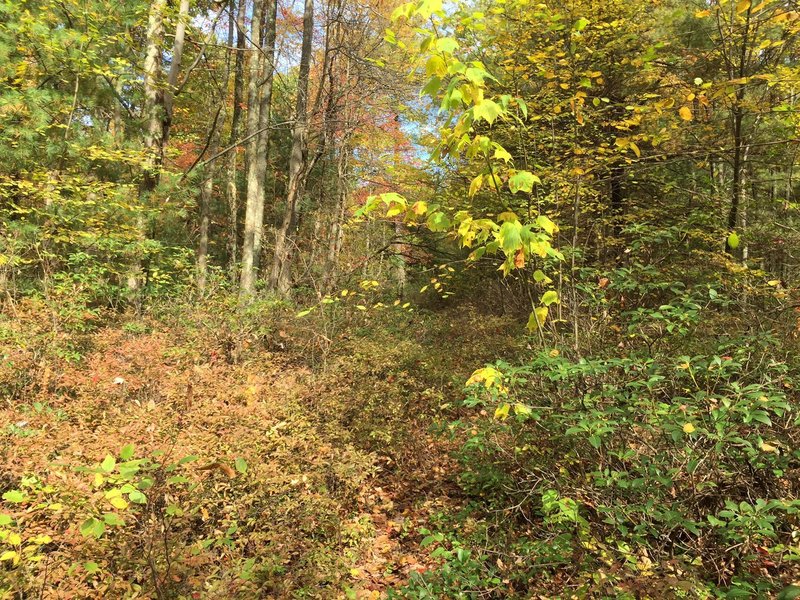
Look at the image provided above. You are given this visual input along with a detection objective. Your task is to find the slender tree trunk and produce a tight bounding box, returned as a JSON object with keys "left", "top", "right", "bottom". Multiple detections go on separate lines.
{"left": 239, "top": 0, "right": 265, "bottom": 297}
{"left": 393, "top": 221, "right": 406, "bottom": 298}
{"left": 252, "top": 0, "right": 278, "bottom": 273}
{"left": 197, "top": 114, "right": 222, "bottom": 293}
{"left": 162, "top": 0, "right": 190, "bottom": 147}
{"left": 726, "top": 107, "right": 744, "bottom": 254}
{"left": 610, "top": 164, "right": 624, "bottom": 241}
{"left": 325, "top": 144, "right": 349, "bottom": 291}
{"left": 226, "top": 0, "right": 247, "bottom": 283}
{"left": 130, "top": 0, "right": 166, "bottom": 293}
{"left": 197, "top": 1, "right": 234, "bottom": 293}
{"left": 269, "top": 0, "right": 314, "bottom": 296}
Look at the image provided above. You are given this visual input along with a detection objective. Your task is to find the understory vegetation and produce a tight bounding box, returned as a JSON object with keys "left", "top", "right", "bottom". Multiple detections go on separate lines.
{"left": 4, "top": 0, "right": 800, "bottom": 597}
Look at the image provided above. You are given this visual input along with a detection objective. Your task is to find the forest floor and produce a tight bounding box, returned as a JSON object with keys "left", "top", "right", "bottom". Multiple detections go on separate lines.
{"left": 0, "top": 299, "right": 521, "bottom": 598}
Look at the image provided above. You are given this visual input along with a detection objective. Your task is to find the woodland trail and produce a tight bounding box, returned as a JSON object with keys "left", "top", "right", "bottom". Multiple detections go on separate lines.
{"left": 0, "top": 314, "right": 465, "bottom": 598}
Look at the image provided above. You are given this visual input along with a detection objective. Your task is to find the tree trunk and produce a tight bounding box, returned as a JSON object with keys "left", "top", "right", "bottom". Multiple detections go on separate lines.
{"left": 130, "top": 0, "right": 166, "bottom": 293}
{"left": 239, "top": 0, "right": 266, "bottom": 297}
{"left": 325, "top": 144, "right": 349, "bottom": 291}
{"left": 226, "top": 0, "right": 247, "bottom": 283}
{"left": 252, "top": 0, "right": 278, "bottom": 275}
{"left": 269, "top": 0, "right": 314, "bottom": 297}
{"left": 726, "top": 108, "right": 744, "bottom": 255}
{"left": 197, "top": 113, "right": 222, "bottom": 293}
{"left": 162, "top": 0, "right": 190, "bottom": 147}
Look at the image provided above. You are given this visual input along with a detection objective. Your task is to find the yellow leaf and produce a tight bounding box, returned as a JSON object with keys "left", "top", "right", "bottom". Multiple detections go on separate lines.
{"left": 629, "top": 142, "right": 641, "bottom": 158}
{"left": 8, "top": 533, "right": 21, "bottom": 546}
{"left": 679, "top": 106, "right": 693, "bottom": 121}
{"left": 466, "top": 367, "right": 502, "bottom": 388}
{"left": 0, "top": 550, "right": 17, "bottom": 562}
{"left": 760, "top": 441, "right": 778, "bottom": 453}
{"left": 469, "top": 174, "right": 483, "bottom": 197}
{"left": 737, "top": 0, "right": 751, "bottom": 13}
{"left": 526, "top": 306, "right": 549, "bottom": 331}
{"left": 494, "top": 403, "right": 510, "bottom": 420}
{"left": 695, "top": 8, "right": 711, "bottom": 17}
{"left": 109, "top": 496, "right": 129, "bottom": 510}
{"left": 425, "top": 55, "right": 447, "bottom": 77}
{"left": 682, "top": 422, "right": 696, "bottom": 434}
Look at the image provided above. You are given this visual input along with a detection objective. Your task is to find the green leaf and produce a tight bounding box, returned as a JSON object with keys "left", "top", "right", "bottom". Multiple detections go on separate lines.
{"left": 541, "top": 291, "right": 559, "bottom": 306}
{"left": 473, "top": 99, "right": 503, "bottom": 125}
{"left": 100, "top": 454, "right": 116, "bottom": 473}
{"left": 421, "top": 76, "right": 442, "bottom": 98}
{"left": 80, "top": 518, "right": 106, "bottom": 539}
{"left": 427, "top": 212, "right": 451, "bottom": 232}
{"left": 128, "top": 490, "right": 147, "bottom": 504}
{"left": 119, "top": 444, "right": 135, "bottom": 461}
{"left": 84, "top": 561, "right": 100, "bottom": 574}
{"left": 2, "top": 490, "right": 26, "bottom": 503}
{"left": 103, "top": 512, "right": 125, "bottom": 526}
{"left": 0, "top": 514, "right": 12, "bottom": 525}
{"left": 235, "top": 457, "right": 248, "bottom": 474}
{"left": 727, "top": 231, "right": 740, "bottom": 249}
{"left": 513, "top": 403, "right": 532, "bottom": 416}
{"left": 517, "top": 98, "right": 528, "bottom": 119}
{"left": 498, "top": 221, "right": 523, "bottom": 253}
{"left": 435, "top": 37, "right": 458, "bottom": 53}
{"left": 508, "top": 171, "right": 538, "bottom": 194}
{"left": 777, "top": 585, "right": 800, "bottom": 600}
{"left": 464, "top": 66, "right": 488, "bottom": 85}
{"left": 574, "top": 17, "right": 590, "bottom": 31}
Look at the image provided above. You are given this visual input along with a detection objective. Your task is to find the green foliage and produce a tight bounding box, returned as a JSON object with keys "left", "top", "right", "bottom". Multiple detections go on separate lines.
{"left": 449, "top": 280, "right": 800, "bottom": 594}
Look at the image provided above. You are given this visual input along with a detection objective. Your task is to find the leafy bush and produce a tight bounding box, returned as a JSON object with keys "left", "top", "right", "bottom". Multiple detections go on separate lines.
{"left": 443, "top": 289, "right": 800, "bottom": 596}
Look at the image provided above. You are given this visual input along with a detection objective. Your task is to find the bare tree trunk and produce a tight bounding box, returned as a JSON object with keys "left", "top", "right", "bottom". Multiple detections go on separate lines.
{"left": 226, "top": 0, "right": 246, "bottom": 283}
{"left": 252, "top": 0, "right": 278, "bottom": 274}
{"left": 325, "top": 145, "right": 349, "bottom": 291}
{"left": 239, "top": 0, "right": 266, "bottom": 297}
{"left": 162, "top": 0, "right": 190, "bottom": 147}
{"left": 393, "top": 221, "right": 406, "bottom": 298}
{"left": 197, "top": 1, "right": 234, "bottom": 293}
{"left": 726, "top": 107, "right": 744, "bottom": 254}
{"left": 269, "top": 0, "right": 314, "bottom": 296}
{"left": 130, "top": 0, "right": 166, "bottom": 293}
{"left": 197, "top": 114, "right": 222, "bottom": 293}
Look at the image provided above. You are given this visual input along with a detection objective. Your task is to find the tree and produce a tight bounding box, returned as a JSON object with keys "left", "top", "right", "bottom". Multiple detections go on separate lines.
{"left": 269, "top": 0, "right": 315, "bottom": 296}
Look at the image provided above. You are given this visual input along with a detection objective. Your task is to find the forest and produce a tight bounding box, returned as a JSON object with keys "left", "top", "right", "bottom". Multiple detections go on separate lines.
{"left": 2, "top": 0, "right": 800, "bottom": 597}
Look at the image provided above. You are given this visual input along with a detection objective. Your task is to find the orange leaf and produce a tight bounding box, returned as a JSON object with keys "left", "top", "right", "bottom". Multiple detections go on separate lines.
{"left": 514, "top": 249, "right": 525, "bottom": 269}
